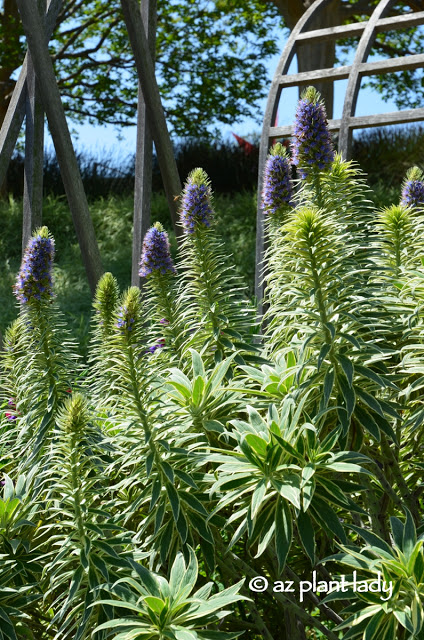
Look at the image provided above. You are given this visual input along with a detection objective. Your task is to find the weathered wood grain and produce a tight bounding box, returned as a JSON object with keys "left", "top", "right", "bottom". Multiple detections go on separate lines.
{"left": 23, "top": 50, "right": 44, "bottom": 253}
{"left": 269, "top": 107, "right": 424, "bottom": 137}
{"left": 277, "top": 53, "right": 424, "bottom": 87}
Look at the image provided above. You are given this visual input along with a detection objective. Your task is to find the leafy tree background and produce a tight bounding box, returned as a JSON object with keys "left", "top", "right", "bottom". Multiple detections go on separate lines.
{"left": 1, "top": 0, "right": 424, "bottom": 139}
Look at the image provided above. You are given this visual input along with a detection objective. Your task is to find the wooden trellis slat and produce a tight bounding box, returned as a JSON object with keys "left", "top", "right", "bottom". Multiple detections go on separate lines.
{"left": 270, "top": 107, "right": 424, "bottom": 137}
{"left": 296, "top": 10, "right": 424, "bottom": 43}
{"left": 255, "top": 0, "right": 424, "bottom": 308}
{"left": 254, "top": 0, "right": 333, "bottom": 308}
{"left": 277, "top": 53, "right": 424, "bottom": 86}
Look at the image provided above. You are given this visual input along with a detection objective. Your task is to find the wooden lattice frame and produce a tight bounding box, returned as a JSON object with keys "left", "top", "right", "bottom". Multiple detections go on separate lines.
{"left": 0, "top": 0, "right": 181, "bottom": 295}
{"left": 255, "top": 0, "right": 424, "bottom": 303}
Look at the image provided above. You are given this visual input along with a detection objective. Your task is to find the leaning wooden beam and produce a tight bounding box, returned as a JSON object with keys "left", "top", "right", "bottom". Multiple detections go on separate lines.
{"left": 0, "top": 0, "right": 62, "bottom": 190}
{"left": 22, "top": 0, "right": 46, "bottom": 253}
{"left": 132, "top": 0, "right": 157, "bottom": 287}
{"left": 121, "top": 0, "right": 182, "bottom": 238}
{"left": 16, "top": 0, "right": 103, "bottom": 294}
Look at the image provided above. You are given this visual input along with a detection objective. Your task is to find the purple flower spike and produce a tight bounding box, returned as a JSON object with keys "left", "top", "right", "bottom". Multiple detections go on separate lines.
{"left": 401, "top": 167, "right": 424, "bottom": 209}
{"left": 292, "top": 86, "right": 334, "bottom": 179}
{"left": 139, "top": 222, "right": 175, "bottom": 278}
{"left": 14, "top": 227, "right": 55, "bottom": 305}
{"left": 179, "top": 168, "right": 213, "bottom": 233}
{"left": 262, "top": 143, "right": 294, "bottom": 215}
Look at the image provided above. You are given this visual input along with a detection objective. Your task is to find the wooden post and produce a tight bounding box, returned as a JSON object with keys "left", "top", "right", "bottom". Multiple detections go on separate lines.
{"left": 16, "top": 0, "right": 103, "bottom": 294}
{"left": 120, "top": 0, "right": 182, "bottom": 238}
{"left": 132, "top": 0, "right": 157, "bottom": 287}
{"left": 22, "top": 0, "right": 46, "bottom": 253}
{"left": 0, "top": 0, "right": 61, "bottom": 192}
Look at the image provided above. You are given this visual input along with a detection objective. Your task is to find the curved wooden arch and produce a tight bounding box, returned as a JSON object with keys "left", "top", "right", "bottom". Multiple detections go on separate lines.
{"left": 255, "top": 0, "right": 424, "bottom": 304}
{"left": 338, "top": 0, "right": 397, "bottom": 156}
{"left": 255, "top": 0, "right": 333, "bottom": 301}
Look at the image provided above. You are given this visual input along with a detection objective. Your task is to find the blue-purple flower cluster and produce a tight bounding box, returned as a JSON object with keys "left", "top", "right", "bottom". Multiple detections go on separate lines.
{"left": 262, "top": 143, "right": 293, "bottom": 215}
{"left": 179, "top": 168, "right": 213, "bottom": 233}
{"left": 401, "top": 167, "right": 424, "bottom": 209}
{"left": 14, "top": 227, "right": 55, "bottom": 305}
{"left": 116, "top": 305, "right": 135, "bottom": 332}
{"left": 292, "top": 87, "right": 334, "bottom": 179}
{"left": 139, "top": 222, "right": 175, "bottom": 277}
{"left": 147, "top": 337, "right": 165, "bottom": 354}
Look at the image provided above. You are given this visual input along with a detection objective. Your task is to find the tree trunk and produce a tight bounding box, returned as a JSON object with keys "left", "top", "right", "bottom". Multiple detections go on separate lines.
{"left": 271, "top": 0, "right": 343, "bottom": 118}
{"left": 296, "top": 7, "right": 339, "bottom": 118}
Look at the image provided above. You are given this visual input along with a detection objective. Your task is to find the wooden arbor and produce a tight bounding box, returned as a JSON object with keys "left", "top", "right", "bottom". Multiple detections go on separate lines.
{"left": 0, "top": 0, "right": 181, "bottom": 294}
{"left": 255, "top": 0, "right": 424, "bottom": 302}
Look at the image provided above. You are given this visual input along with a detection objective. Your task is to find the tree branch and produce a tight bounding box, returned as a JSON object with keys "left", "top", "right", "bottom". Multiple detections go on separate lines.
{"left": 54, "top": 11, "right": 118, "bottom": 58}
{"left": 373, "top": 40, "right": 415, "bottom": 58}
{"left": 57, "top": 0, "right": 87, "bottom": 23}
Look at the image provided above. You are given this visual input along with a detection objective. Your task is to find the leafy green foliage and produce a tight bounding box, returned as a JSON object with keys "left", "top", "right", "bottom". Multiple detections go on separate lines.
{"left": 1, "top": 0, "right": 282, "bottom": 138}
{"left": 4, "top": 94, "right": 424, "bottom": 638}
{"left": 94, "top": 547, "right": 246, "bottom": 640}
{"left": 324, "top": 511, "right": 424, "bottom": 640}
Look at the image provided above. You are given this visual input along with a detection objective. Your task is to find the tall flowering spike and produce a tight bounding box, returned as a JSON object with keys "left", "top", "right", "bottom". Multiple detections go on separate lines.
{"left": 59, "top": 392, "right": 89, "bottom": 437}
{"left": 262, "top": 142, "right": 294, "bottom": 216}
{"left": 401, "top": 166, "right": 424, "bottom": 209}
{"left": 139, "top": 222, "right": 176, "bottom": 277}
{"left": 179, "top": 168, "right": 213, "bottom": 233}
{"left": 292, "top": 86, "right": 335, "bottom": 179}
{"left": 93, "top": 272, "right": 120, "bottom": 331}
{"left": 14, "top": 226, "right": 55, "bottom": 305}
{"left": 115, "top": 287, "right": 142, "bottom": 337}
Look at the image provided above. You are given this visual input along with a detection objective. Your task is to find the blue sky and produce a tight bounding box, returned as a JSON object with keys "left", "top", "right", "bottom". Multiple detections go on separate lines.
{"left": 45, "top": 39, "right": 402, "bottom": 159}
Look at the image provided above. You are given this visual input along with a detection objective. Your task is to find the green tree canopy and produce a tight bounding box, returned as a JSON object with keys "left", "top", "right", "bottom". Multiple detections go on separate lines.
{"left": 0, "top": 0, "right": 283, "bottom": 139}
{"left": 1, "top": 0, "right": 423, "bottom": 138}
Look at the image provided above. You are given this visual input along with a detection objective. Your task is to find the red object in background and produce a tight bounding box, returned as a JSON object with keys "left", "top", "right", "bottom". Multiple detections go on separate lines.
{"left": 232, "top": 133, "right": 255, "bottom": 155}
